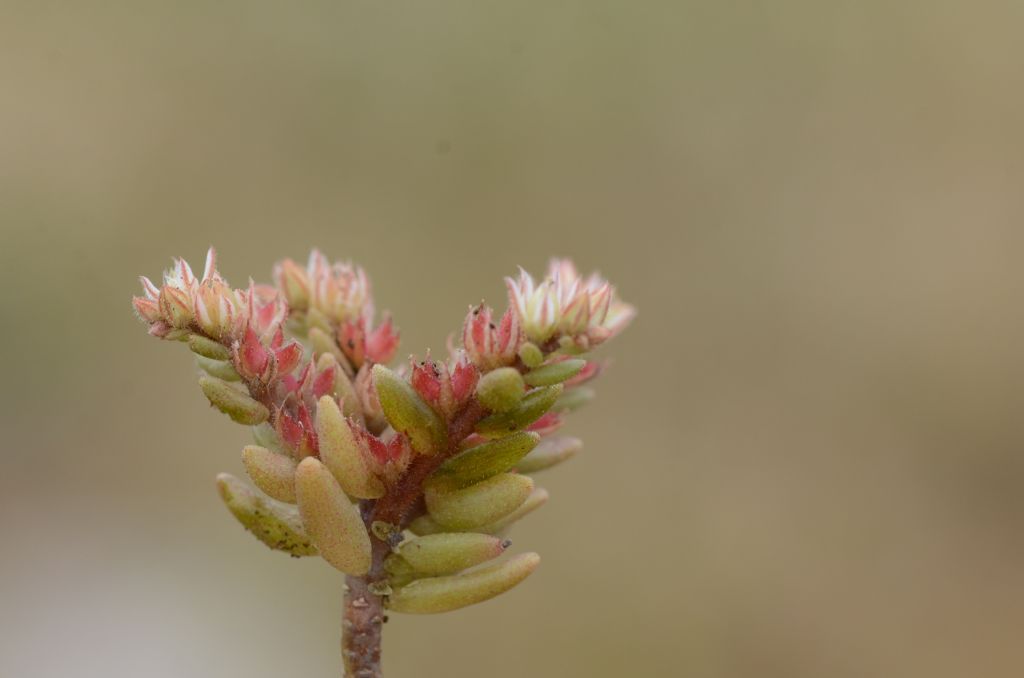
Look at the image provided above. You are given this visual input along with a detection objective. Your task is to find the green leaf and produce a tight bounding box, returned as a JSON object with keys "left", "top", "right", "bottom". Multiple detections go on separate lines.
{"left": 215, "top": 473, "right": 316, "bottom": 557}
{"left": 394, "top": 533, "right": 509, "bottom": 577}
{"left": 295, "top": 458, "right": 372, "bottom": 575}
{"left": 373, "top": 364, "right": 447, "bottom": 455}
{"left": 387, "top": 552, "right": 540, "bottom": 614}
{"left": 188, "top": 334, "right": 231, "bottom": 360}
{"left": 431, "top": 432, "right": 539, "bottom": 489}
{"left": 425, "top": 473, "right": 534, "bottom": 530}
{"left": 523, "top": 359, "right": 586, "bottom": 387}
{"left": 475, "top": 367, "right": 526, "bottom": 412}
{"left": 316, "top": 396, "right": 384, "bottom": 499}
{"left": 241, "top": 445, "right": 298, "bottom": 503}
{"left": 475, "top": 385, "right": 563, "bottom": 437}
{"left": 515, "top": 436, "right": 582, "bottom": 473}
{"left": 199, "top": 376, "right": 269, "bottom": 425}
{"left": 195, "top": 355, "right": 241, "bottom": 381}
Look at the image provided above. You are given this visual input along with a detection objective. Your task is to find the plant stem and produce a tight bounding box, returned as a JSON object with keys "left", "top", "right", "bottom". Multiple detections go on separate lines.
{"left": 342, "top": 574, "right": 384, "bottom": 678}
{"left": 340, "top": 399, "right": 487, "bottom": 677}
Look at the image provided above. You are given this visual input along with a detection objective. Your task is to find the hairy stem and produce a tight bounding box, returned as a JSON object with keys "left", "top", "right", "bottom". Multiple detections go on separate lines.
{"left": 340, "top": 398, "right": 487, "bottom": 677}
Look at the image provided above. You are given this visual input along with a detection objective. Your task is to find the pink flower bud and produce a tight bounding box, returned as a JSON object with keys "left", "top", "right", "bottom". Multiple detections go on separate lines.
{"left": 339, "top": 319, "right": 366, "bottom": 367}
{"left": 273, "top": 258, "right": 311, "bottom": 311}
{"left": 462, "top": 304, "right": 520, "bottom": 370}
{"left": 235, "top": 327, "right": 270, "bottom": 381}
{"left": 365, "top": 314, "right": 399, "bottom": 364}
{"left": 194, "top": 279, "right": 240, "bottom": 339}
{"left": 132, "top": 296, "right": 161, "bottom": 323}
{"left": 273, "top": 341, "right": 303, "bottom": 376}
{"left": 158, "top": 285, "right": 194, "bottom": 329}
{"left": 505, "top": 259, "right": 635, "bottom": 350}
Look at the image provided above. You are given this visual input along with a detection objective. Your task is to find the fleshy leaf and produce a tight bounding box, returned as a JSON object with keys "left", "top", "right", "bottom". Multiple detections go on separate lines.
{"left": 475, "top": 385, "right": 563, "bottom": 438}
{"left": 199, "top": 376, "right": 269, "bottom": 425}
{"left": 215, "top": 473, "right": 316, "bottom": 557}
{"left": 523, "top": 358, "right": 586, "bottom": 387}
{"left": 475, "top": 367, "right": 526, "bottom": 413}
{"left": 515, "top": 436, "right": 582, "bottom": 473}
{"left": 393, "top": 533, "right": 509, "bottom": 577}
{"left": 295, "top": 458, "right": 372, "bottom": 576}
{"left": 188, "top": 334, "right": 231, "bottom": 360}
{"left": 315, "top": 396, "right": 385, "bottom": 499}
{"left": 195, "top": 355, "right": 241, "bottom": 381}
{"left": 241, "top": 445, "right": 298, "bottom": 503}
{"left": 386, "top": 552, "right": 540, "bottom": 614}
{"left": 372, "top": 364, "right": 447, "bottom": 455}
{"left": 425, "top": 473, "right": 534, "bottom": 530}
{"left": 430, "top": 432, "right": 540, "bottom": 489}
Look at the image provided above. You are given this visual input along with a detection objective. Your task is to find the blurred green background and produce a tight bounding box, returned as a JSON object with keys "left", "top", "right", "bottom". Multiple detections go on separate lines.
{"left": 2, "top": 2, "right": 1023, "bottom": 677}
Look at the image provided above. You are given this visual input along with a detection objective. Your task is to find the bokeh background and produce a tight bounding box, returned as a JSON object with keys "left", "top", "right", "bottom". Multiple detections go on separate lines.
{"left": 3, "top": 2, "right": 1023, "bottom": 677}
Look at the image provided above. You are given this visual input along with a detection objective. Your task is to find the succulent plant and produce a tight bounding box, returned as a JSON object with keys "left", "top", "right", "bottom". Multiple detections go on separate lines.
{"left": 132, "top": 248, "right": 633, "bottom": 676}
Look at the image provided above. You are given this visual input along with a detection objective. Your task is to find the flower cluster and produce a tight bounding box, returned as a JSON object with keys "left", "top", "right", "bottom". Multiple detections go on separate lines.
{"left": 505, "top": 258, "right": 635, "bottom": 350}
{"left": 132, "top": 248, "right": 633, "bottom": 677}
{"left": 275, "top": 250, "right": 398, "bottom": 368}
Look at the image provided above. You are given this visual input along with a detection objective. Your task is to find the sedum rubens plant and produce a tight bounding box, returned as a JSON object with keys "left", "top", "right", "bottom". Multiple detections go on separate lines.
{"left": 132, "top": 248, "right": 634, "bottom": 677}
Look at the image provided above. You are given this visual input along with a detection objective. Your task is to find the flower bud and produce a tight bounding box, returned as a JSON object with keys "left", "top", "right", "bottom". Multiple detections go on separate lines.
{"left": 158, "top": 285, "right": 194, "bottom": 329}
{"left": 274, "top": 258, "right": 311, "bottom": 311}
{"left": 523, "top": 358, "right": 586, "bottom": 387}
{"left": 132, "top": 295, "right": 162, "bottom": 324}
{"left": 241, "top": 445, "right": 298, "bottom": 503}
{"left": 317, "top": 353, "right": 362, "bottom": 419}
{"left": 295, "top": 457, "right": 372, "bottom": 576}
{"left": 215, "top": 473, "right": 316, "bottom": 557}
{"left": 431, "top": 432, "right": 539, "bottom": 489}
{"left": 199, "top": 376, "right": 269, "bottom": 425}
{"left": 386, "top": 552, "right": 540, "bottom": 614}
{"left": 396, "top": 533, "right": 510, "bottom": 577}
{"left": 309, "top": 326, "right": 345, "bottom": 364}
{"left": 188, "top": 334, "right": 231, "bottom": 360}
{"left": 425, "top": 473, "right": 534, "bottom": 530}
{"left": 515, "top": 436, "right": 582, "bottom": 473}
{"left": 372, "top": 364, "right": 446, "bottom": 456}
{"left": 462, "top": 304, "right": 521, "bottom": 370}
{"left": 475, "top": 384, "right": 563, "bottom": 438}
{"left": 195, "top": 355, "right": 241, "bottom": 381}
{"left": 475, "top": 367, "right": 526, "bottom": 412}
{"left": 315, "top": 396, "right": 385, "bottom": 499}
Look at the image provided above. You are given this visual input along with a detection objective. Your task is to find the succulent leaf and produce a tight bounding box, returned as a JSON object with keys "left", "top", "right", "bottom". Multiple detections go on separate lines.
{"left": 515, "top": 436, "right": 582, "bottom": 473}
{"left": 295, "top": 458, "right": 372, "bottom": 575}
{"left": 523, "top": 358, "right": 586, "bottom": 387}
{"left": 241, "top": 445, "right": 298, "bottom": 503}
{"left": 475, "top": 385, "right": 563, "bottom": 437}
{"left": 425, "top": 473, "right": 534, "bottom": 530}
{"left": 394, "top": 533, "right": 510, "bottom": 577}
{"left": 431, "top": 432, "right": 540, "bottom": 489}
{"left": 315, "top": 395, "right": 385, "bottom": 499}
{"left": 215, "top": 473, "right": 316, "bottom": 557}
{"left": 199, "top": 376, "right": 269, "bottom": 425}
{"left": 372, "top": 364, "right": 447, "bottom": 455}
{"left": 386, "top": 552, "right": 540, "bottom": 614}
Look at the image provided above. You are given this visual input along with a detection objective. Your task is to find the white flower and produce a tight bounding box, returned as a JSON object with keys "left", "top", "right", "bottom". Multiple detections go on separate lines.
{"left": 506, "top": 259, "right": 635, "bottom": 349}
{"left": 505, "top": 268, "right": 561, "bottom": 343}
